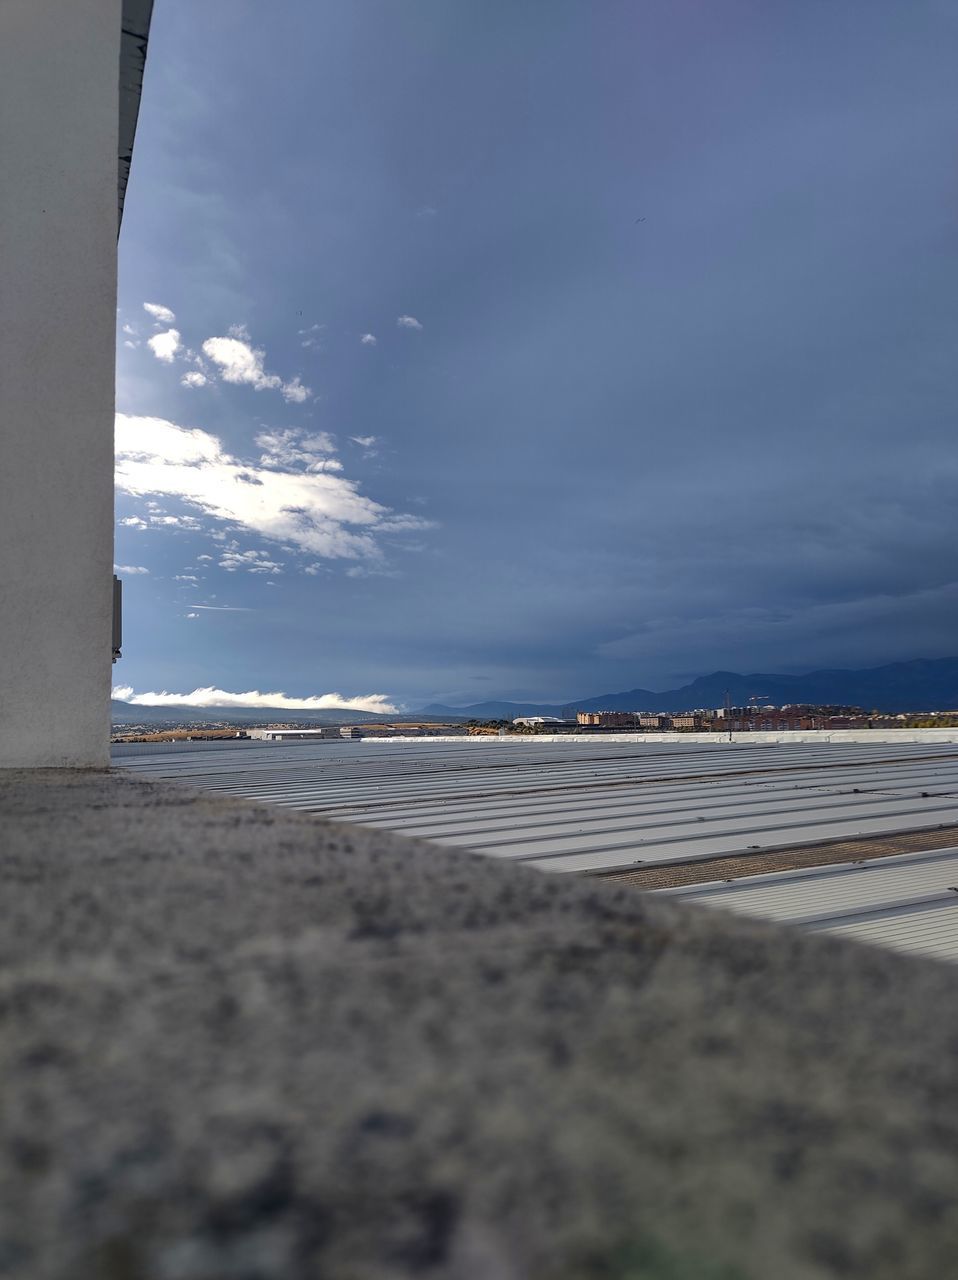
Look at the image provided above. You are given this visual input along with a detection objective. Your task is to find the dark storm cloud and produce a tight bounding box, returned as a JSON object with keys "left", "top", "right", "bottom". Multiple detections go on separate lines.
{"left": 115, "top": 0, "right": 958, "bottom": 705}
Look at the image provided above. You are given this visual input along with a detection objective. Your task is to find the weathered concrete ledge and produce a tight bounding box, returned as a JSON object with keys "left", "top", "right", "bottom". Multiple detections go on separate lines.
{"left": 1, "top": 770, "right": 957, "bottom": 1279}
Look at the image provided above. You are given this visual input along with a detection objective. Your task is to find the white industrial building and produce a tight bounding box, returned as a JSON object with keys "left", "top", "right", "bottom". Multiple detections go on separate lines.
{"left": 512, "top": 715, "right": 575, "bottom": 728}
{"left": 1, "top": 1, "right": 152, "bottom": 767}
{"left": 250, "top": 728, "right": 345, "bottom": 742}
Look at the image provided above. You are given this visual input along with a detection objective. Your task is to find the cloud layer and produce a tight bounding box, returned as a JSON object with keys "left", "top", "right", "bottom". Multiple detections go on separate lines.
{"left": 115, "top": 414, "right": 431, "bottom": 562}
{"left": 112, "top": 685, "right": 399, "bottom": 713}
{"left": 113, "top": 3, "right": 958, "bottom": 705}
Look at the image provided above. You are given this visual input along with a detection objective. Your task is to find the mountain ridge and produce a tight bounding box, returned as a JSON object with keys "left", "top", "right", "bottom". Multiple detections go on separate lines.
{"left": 419, "top": 658, "right": 958, "bottom": 718}
{"left": 111, "top": 702, "right": 467, "bottom": 727}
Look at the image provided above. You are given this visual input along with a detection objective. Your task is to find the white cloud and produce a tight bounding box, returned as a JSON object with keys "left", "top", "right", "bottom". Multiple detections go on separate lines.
{"left": 415, "top": 205, "right": 438, "bottom": 218}
{"left": 148, "top": 328, "right": 182, "bottom": 363}
{"left": 150, "top": 513, "right": 203, "bottom": 530}
{"left": 360, "top": 333, "right": 377, "bottom": 346}
{"left": 114, "top": 564, "right": 149, "bottom": 574}
{"left": 202, "top": 335, "right": 280, "bottom": 388}
{"left": 349, "top": 434, "right": 380, "bottom": 459}
{"left": 201, "top": 332, "right": 311, "bottom": 402}
{"left": 181, "top": 370, "right": 208, "bottom": 389}
{"left": 256, "top": 428, "right": 339, "bottom": 472}
{"left": 116, "top": 415, "right": 432, "bottom": 563}
{"left": 144, "top": 302, "right": 176, "bottom": 325}
{"left": 219, "top": 548, "right": 282, "bottom": 574}
{"left": 186, "top": 613, "right": 199, "bottom": 619}
{"left": 372, "top": 515, "right": 433, "bottom": 533}
{"left": 197, "top": 554, "right": 213, "bottom": 561}
{"left": 121, "top": 419, "right": 220, "bottom": 465}
{"left": 122, "top": 323, "right": 138, "bottom": 336}
{"left": 281, "top": 376, "right": 310, "bottom": 404}
{"left": 299, "top": 323, "right": 325, "bottom": 350}
{"left": 111, "top": 685, "right": 400, "bottom": 714}
{"left": 397, "top": 315, "right": 423, "bottom": 330}
{"left": 119, "top": 516, "right": 148, "bottom": 529}
{"left": 345, "top": 564, "right": 400, "bottom": 579}
{"left": 174, "top": 573, "right": 198, "bottom": 581}
{"left": 123, "top": 340, "right": 138, "bottom": 349}
{"left": 191, "top": 604, "right": 250, "bottom": 611}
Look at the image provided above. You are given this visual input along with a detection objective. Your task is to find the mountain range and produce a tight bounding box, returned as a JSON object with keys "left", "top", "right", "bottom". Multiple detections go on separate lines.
{"left": 111, "top": 702, "right": 464, "bottom": 727}
{"left": 111, "top": 659, "right": 958, "bottom": 726}
{"left": 419, "top": 658, "right": 958, "bottom": 718}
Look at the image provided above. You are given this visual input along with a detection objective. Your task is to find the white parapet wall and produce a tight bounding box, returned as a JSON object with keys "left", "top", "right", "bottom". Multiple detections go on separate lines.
{"left": 541, "top": 730, "right": 958, "bottom": 745}
{"left": 0, "top": 0, "right": 122, "bottom": 766}
{"left": 367, "top": 730, "right": 958, "bottom": 746}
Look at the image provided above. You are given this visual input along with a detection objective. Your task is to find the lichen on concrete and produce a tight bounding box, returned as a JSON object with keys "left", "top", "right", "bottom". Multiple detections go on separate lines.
{"left": 1, "top": 769, "right": 957, "bottom": 1278}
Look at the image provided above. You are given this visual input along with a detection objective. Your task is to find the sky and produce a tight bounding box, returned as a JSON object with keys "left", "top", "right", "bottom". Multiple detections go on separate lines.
{"left": 115, "top": 0, "right": 958, "bottom": 712}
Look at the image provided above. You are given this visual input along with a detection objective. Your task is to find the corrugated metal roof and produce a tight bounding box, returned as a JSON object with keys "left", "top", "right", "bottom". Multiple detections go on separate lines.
{"left": 659, "top": 849, "right": 958, "bottom": 963}
{"left": 114, "top": 737, "right": 958, "bottom": 875}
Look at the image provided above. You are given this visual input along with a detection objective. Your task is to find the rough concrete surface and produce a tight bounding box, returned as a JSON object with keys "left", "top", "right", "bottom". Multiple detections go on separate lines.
{"left": 1, "top": 771, "right": 957, "bottom": 1280}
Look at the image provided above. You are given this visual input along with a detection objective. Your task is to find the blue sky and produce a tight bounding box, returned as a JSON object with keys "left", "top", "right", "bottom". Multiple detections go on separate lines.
{"left": 115, "top": 0, "right": 958, "bottom": 711}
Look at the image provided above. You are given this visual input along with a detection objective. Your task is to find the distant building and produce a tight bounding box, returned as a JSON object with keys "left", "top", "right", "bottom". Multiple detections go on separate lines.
{"left": 335, "top": 725, "right": 472, "bottom": 740}
{"left": 576, "top": 711, "right": 692, "bottom": 731}
{"left": 638, "top": 715, "right": 670, "bottom": 730}
{"left": 671, "top": 714, "right": 706, "bottom": 731}
{"left": 711, "top": 715, "right": 826, "bottom": 732}
{"left": 252, "top": 727, "right": 342, "bottom": 741}
{"left": 514, "top": 716, "right": 566, "bottom": 726}
{"left": 512, "top": 716, "right": 577, "bottom": 732}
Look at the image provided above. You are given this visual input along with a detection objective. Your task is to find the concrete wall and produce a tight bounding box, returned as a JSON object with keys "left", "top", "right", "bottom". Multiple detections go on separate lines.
{"left": 0, "top": 0, "right": 121, "bottom": 767}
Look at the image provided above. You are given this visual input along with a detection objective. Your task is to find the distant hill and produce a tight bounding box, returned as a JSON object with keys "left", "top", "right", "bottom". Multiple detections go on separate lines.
{"left": 420, "top": 658, "right": 958, "bottom": 718}
{"left": 111, "top": 701, "right": 466, "bottom": 727}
